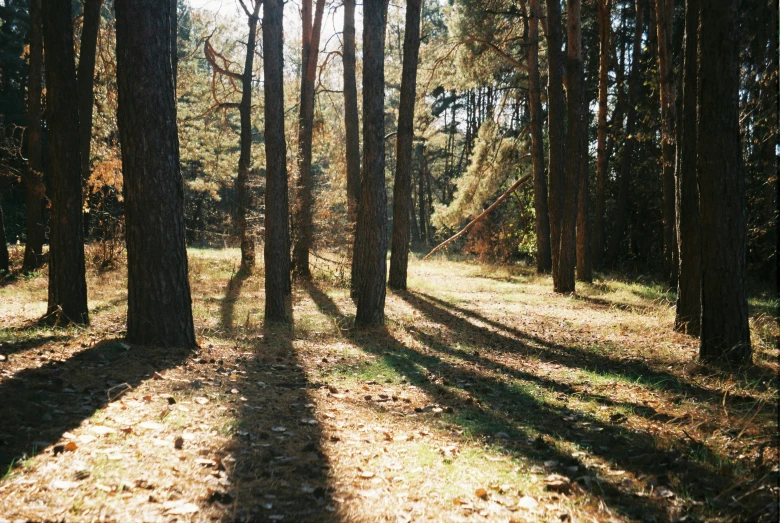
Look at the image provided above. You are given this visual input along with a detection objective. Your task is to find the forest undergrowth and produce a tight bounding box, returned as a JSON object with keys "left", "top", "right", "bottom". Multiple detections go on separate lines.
{"left": 0, "top": 247, "right": 777, "bottom": 522}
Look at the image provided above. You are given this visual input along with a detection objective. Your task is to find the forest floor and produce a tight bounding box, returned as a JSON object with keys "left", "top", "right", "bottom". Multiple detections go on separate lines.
{"left": 0, "top": 247, "right": 777, "bottom": 523}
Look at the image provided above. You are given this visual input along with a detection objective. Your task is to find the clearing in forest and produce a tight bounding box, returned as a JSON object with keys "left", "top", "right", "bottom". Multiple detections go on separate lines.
{"left": 0, "top": 248, "right": 777, "bottom": 522}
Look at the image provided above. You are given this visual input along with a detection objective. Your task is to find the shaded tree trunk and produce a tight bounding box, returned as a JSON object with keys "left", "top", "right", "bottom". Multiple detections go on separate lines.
{"left": 42, "top": 0, "right": 89, "bottom": 325}
{"left": 263, "top": 0, "right": 292, "bottom": 322}
{"left": 23, "top": 0, "right": 45, "bottom": 272}
{"left": 115, "top": 0, "right": 195, "bottom": 345}
{"left": 607, "top": 0, "right": 643, "bottom": 264}
{"left": 77, "top": 0, "right": 102, "bottom": 189}
{"left": 674, "top": 0, "right": 701, "bottom": 335}
{"left": 555, "top": 0, "right": 584, "bottom": 293}
{"left": 344, "top": 0, "right": 360, "bottom": 229}
{"left": 577, "top": 103, "right": 592, "bottom": 282}
{"left": 170, "top": 0, "right": 178, "bottom": 90}
{"left": 292, "top": 0, "right": 326, "bottom": 278}
{"left": 388, "top": 0, "right": 422, "bottom": 291}
{"left": 354, "top": 0, "right": 388, "bottom": 326}
{"left": 236, "top": 1, "right": 262, "bottom": 271}
{"left": 593, "top": 0, "right": 611, "bottom": 270}
{"left": 528, "top": 0, "right": 552, "bottom": 274}
{"left": 697, "top": 0, "right": 750, "bottom": 364}
{"left": 418, "top": 155, "right": 427, "bottom": 245}
{"left": 545, "top": 0, "right": 566, "bottom": 289}
{"left": 655, "top": 0, "right": 677, "bottom": 288}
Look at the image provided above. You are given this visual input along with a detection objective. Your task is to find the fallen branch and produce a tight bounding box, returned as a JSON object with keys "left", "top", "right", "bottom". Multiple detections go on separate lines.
{"left": 422, "top": 171, "right": 532, "bottom": 261}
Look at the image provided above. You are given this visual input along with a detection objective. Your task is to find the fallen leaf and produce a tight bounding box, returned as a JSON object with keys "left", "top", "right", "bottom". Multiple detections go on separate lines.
{"left": 51, "top": 480, "right": 80, "bottom": 490}
{"left": 138, "top": 421, "right": 164, "bottom": 431}
{"left": 517, "top": 495, "right": 539, "bottom": 510}
{"left": 64, "top": 441, "right": 78, "bottom": 452}
{"left": 174, "top": 436, "right": 184, "bottom": 450}
{"left": 359, "top": 471, "right": 375, "bottom": 479}
{"left": 196, "top": 458, "right": 217, "bottom": 467}
{"left": 194, "top": 397, "right": 209, "bottom": 405}
{"left": 543, "top": 474, "right": 571, "bottom": 493}
{"left": 91, "top": 425, "right": 117, "bottom": 435}
{"left": 164, "top": 502, "right": 199, "bottom": 515}
{"left": 475, "top": 487, "right": 489, "bottom": 499}
{"left": 271, "top": 426, "right": 287, "bottom": 432}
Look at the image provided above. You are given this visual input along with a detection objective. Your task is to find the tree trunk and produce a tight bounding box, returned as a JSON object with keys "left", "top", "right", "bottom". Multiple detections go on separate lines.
{"left": 292, "top": 0, "right": 326, "bottom": 278}
{"left": 77, "top": 0, "right": 102, "bottom": 189}
{"left": 236, "top": 2, "right": 262, "bottom": 271}
{"left": 607, "top": 0, "right": 643, "bottom": 264}
{"left": 23, "top": 0, "right": 45, "bottom": 272}
{"left": 655, "top": 0, "right": 677, "bottom": 288}
{"left": 354, "top": 0, "right": 388, "bottom": 326}
{"left": 576, "top": 101, "right": 592, "bottom": 282}
{"left": 544, "top": 0, "right": 566, "bottom": 289}
{"left": 528, "top": 0, "right": 552, "bottom": 274}
{"left": 674, "top": 0, "right": 701, "bottom": 335}
{"left": 344, "top": 0, "right": 360, "bottom": 229}
{"left": 0, "top": 198, "right": 8, "bottom": 273}
{"left": 263, "top": 0, "right": 292, "bottom": 322}
{"left": 388, "top": 0, "right": 422, "bottom": 291}
{"left": 42, "top": 0, "right": 89, "bottom": 325}
{"left": 170, "top": 0, "right": 178, "bottom": 90}
{"left": 593, "top": 0, "right": 611, "bottom": 270}
{"left": 697, "top": 0, "right": 750, "bottom": 364}
{"left": 115, "top": 0, "right": 195, "bottom": 345}
{"left": 556, "top": 0, "right": 584, "bottom": 293}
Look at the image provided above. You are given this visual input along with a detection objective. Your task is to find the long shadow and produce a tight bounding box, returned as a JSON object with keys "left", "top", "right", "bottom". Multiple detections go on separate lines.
{"left": 305, "top": 284, "right": 775, "bottom": 522}
{"left": 0, "top": 339, "right": 192, "bottom": 472}
{"left": 412, "top": 291, "right": 777, "bottom": 408}
{"left": 0, "top": 335, "right": 72, "bottom": 358}
{"left": 219, "top": 267, "right": 250, "bottom": 331}
{"left": 222, "top": 319, "right": 337, "bottom": 522}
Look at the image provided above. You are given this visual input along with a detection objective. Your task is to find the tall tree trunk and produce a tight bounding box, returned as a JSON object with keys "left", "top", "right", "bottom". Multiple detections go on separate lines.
{"left": 697, "top": 0, "right": 750, "bottom": 364}
{"left": 0, "top": 199, "right": 8, "bottom": 272}
{"left": 23, "top": 0, "right": 45, "bottom": 272}
{"left": 170, "top": 0, "right": 178, "bottom": 90}
{"left": 354, "top": 0, "right": 388, "bottom": 326}
{"left": 593, "top": 0, "right": 611, "bottom": 270}
{"left": 528, "top": 0, "right": 552, "bottom": 274}
{"left": 236, "top": 1, "right": 262, "bottom": 271}
{"left": 576, "top": 101, "right": 592, "bottom": 282}
{"left": 545, "top": 0, "right": 566, "bottom": 289}
{"left": 388, "top": 0, "right": 422, "bottom": 291}
{"left": 292, "top": 0, "right": 326, "bottom": 278}
{"left": 607, "top": 0, "right": 643, "bottom": 264}
{"left": 674, "top": 0, "right": 701, "bottom": 335}
{"left": 77, "top": 0, "right": 102, "bottom": 189}
{"left": 115, "top": 0, "right": 195, "bottom": 345}
{"left": 556, "top": 0, "right": 584, "bottom": 293}
{"left": 344, "top": 0, "right": 360, "bottom": 228}
{"left": 42, "top": 0, "right": 89, "bottom": 325}
{"left": 418, "top": 153, "right": 427, "bottom": 245}
{"left": 655, "top": 0, "right": 677, "bottom": 288}
{"left": 263, "top": 0, "right": 291, "bottom": 322}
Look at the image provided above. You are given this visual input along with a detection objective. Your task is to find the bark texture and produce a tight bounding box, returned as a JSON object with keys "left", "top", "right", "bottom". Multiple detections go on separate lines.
{"left": 607, "top": 0, "right": 643, "bottom": 264}
{"left": 292, "top": 0, "right": 326, "bottom": 278}
{"left": 77, "top": 0, "right": 102, "bottom": 187}
{"left": 528, "top": 0, "right": 552, "bottom": 274}
{"left": 42, "top": 0, "right": 89, "bottom": 325}
{"left": 556, "top": 0, "right": 583, "bottom": 293}
{"left": 544, "top": 0, "right": 566, "bottom": 288}
{"left": 697, "top": 0, "right": 751, "bottom": 364}
{"left": 655, "top": 0, "right": 677, "bottom": 287}
{"left": 115, "top": 0, "right": 195, "bottom": 346}
{"left": 344, "top": 0, "right": 361, "bottom": 293}
{"left": 23, "top": 0, "right": 45, "bottom": 272}
{"left": 263, "top": 0, "right": 292, "bottom": 322}
{"left": 235, "top": 1, "right": 262, "bottom": 271}
{"left": 576, "top": 105, "right": 592, "bottom": 282}
{"left": 0, "top": 200, "right": 8, "bottom": 272}
{"left": 354, "top": 0, "right": 388, "bottom": 326}
{"left": 674, "top": 0, "right": 701, "bottom": 335}
{"left": 593, "top": 0, "right": 611, "bottom": 270}
{"left": 388, "top": 0, "right": 423, "bottom": 291}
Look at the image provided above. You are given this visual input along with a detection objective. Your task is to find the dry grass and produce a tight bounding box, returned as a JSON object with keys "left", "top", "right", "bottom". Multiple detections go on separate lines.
{"left": 0, "top": 247, "right": 777, "bottom": 522}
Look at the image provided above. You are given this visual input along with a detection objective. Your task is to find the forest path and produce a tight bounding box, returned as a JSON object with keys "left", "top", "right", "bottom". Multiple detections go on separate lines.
{"left": 0, "top": 248, "right": 776, "bottom": 522}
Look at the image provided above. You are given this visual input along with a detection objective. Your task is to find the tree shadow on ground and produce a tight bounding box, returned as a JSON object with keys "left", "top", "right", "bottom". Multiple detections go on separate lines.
{"left": 0, "top": 334, "right": 72, "bottom": 358}
{"left": 0, "top": 339, "right": 193, "bottom": 473}
{"left": 413, "top": 291, "right": 778, "bottom": 405}
{"left": 304, "top": 283, "right": 776, "bottom": 522}
{"left": 219, "top": 267, "right": 251, "bottom": 332}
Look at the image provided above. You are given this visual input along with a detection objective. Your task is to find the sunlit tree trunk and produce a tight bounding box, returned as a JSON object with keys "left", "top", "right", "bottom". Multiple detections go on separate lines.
{"left": 354, "top": 0, "right": 388, "bottom": 325}
{"left": 292, "top": 0, "right": 326, "bottom": 278}
{"left": 674, "top": 0, "right": 700, "bottom": 335}
{"left": 43, "top": 0, "right": 89, "bottom": 325}
{"left": 263, "top": 0, "right": 292, "bottom": 322}
{"left": 116, "top": 0, "right": 195, "bottom": 345}
{"left": 388, "top": 0, "right": 422, "bottom": 291}
{"left": 23, "top": 0, "right": 45, "bottom": 272}
{"left": 593, "top": 0, "right": 611, "bottom": 270}
{"left": 345, "top": 0, "right": 361, "bottom": 290}
{"left": 528, "top": 0, "right": 552, "bottom": 274}
{"left": 698, "top": 0, "right": 750, "bottom": 364}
